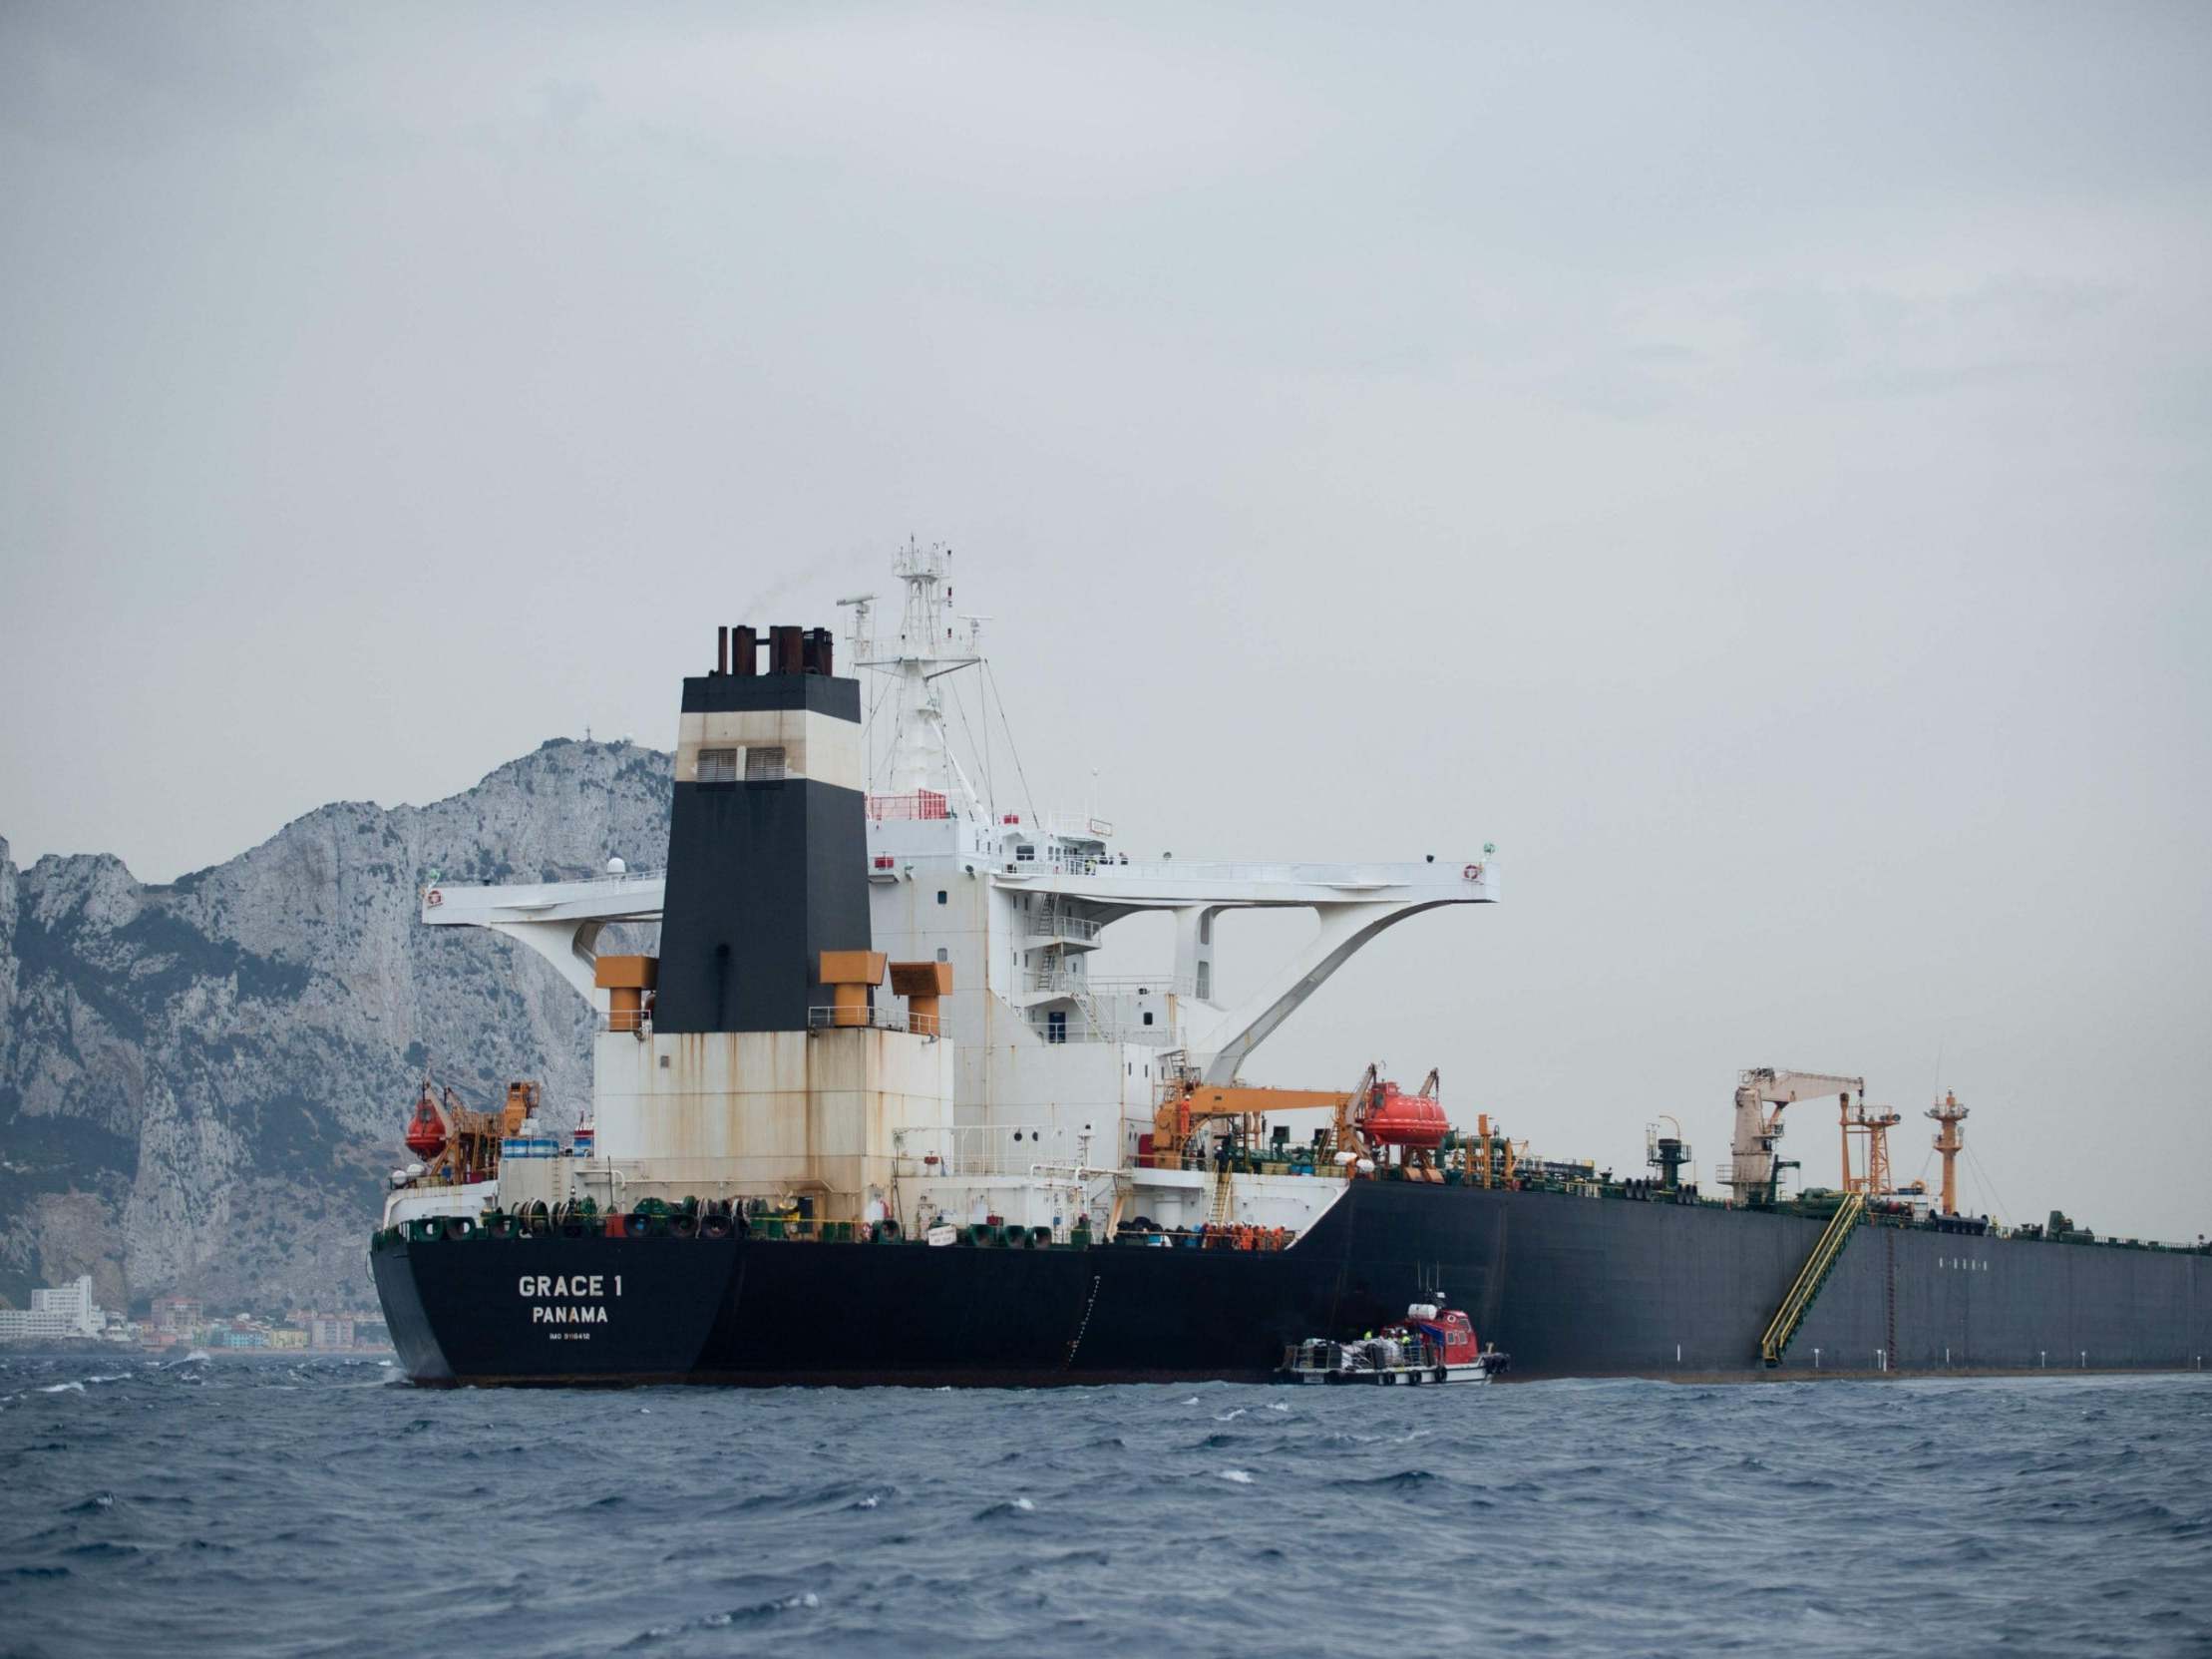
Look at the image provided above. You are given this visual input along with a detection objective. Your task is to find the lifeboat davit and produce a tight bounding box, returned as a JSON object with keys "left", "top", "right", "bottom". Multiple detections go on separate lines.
{"left": 404, "top": 1091, "right": 447, "bottom": 1160}
{"left": 1363, "top": 1080, "right": 1447, "bottom": 1149}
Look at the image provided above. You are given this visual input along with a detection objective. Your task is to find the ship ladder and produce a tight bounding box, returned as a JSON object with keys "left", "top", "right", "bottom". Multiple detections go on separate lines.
{"left": 1065, "top": 976, "right": 1110, "bottom": 1041}
{"left": 1207, "top": 1163, "right": 1236, "bottom": 1238}
{"left": 1758, "top": 1192, "right": 1866, "bottom": 1367}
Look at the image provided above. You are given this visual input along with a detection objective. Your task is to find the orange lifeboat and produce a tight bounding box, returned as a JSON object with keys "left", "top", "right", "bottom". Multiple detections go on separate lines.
{"left": 1362, "top": 1080, "right": 1447, "bottom": 1149}
{"left": 404, "top": 1088, "right": 447, "bottom": 1161}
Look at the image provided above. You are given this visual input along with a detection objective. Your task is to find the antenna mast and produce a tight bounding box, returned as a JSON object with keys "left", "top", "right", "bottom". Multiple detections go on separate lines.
{"left": 836, "top": 591, "right": 876, "bottom": 787}
{"left": 856, "top": 540, "right": 984, "bottom": 812}
{"left": 1927, "top": 1091, "right": 1970, "bottom": 1217}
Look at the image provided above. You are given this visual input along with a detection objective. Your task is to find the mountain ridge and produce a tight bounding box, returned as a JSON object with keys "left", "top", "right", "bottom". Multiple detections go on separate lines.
{"left": 0, "top": 739, "right": 672, "bottom": 1315}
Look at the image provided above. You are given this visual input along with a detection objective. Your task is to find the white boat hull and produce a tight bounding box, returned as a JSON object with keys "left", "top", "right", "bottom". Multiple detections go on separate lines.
{"left": 1288, "top": 1359, "right": 1496, "bottom": 1385}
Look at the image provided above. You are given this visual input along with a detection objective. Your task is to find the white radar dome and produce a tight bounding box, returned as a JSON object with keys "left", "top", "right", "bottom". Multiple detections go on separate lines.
{"left": 605, "top": 856, "right": 626, "bottom": 875}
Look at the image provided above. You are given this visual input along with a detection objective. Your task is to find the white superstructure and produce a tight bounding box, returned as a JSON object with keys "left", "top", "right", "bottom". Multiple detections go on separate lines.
{"left": 412, "top": 544, "right": 1497, "bottom": 1242}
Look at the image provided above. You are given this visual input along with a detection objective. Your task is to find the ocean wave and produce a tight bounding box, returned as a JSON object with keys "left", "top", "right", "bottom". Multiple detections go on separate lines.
{"left": 1328, "top": 1467, "right": 1441, "bottom": 1491}
{"left": 2, "top": 1364, "right": 2208, "bottom": 1658}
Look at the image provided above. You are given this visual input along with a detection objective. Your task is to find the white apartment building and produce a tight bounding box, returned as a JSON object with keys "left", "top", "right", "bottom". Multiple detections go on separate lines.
{"left": 0, "top": 1275, "right": 106, "bottom": 1343}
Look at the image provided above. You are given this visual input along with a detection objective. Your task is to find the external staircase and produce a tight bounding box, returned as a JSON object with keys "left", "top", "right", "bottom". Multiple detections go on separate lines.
{"left": 1207, "top": 1162, "right": 1237, "bottom": 1238}
{"left": 1759, "top": 1192, "right": 1866, "bottom": 1366}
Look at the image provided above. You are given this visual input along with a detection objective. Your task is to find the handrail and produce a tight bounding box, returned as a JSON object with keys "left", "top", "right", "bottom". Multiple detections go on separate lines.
{"left": 866, "top": 792, "right": 955, "bottom": 823}
{"left": 806, "top": 1006, "right": 940, "bottom": 1037}
{"left": 998, "top": 856, "right": 1488, "bottom": 886}
{"left": 892, "top": 1122, "right": 1101, "bottom": 1179}
{"left": 1760, "top": 1192, "right": 1866, "bottom": 1365}
{"left": 997, "top": 810, "right": 1114, "bottom": 839}
{"left": 1022, "top": 913, "right": 1104, "bottom": 944}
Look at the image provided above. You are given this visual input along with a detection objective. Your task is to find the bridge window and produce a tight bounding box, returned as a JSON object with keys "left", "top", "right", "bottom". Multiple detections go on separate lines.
{"left": 697, "top": 748, "right": 737, "bottom": 784}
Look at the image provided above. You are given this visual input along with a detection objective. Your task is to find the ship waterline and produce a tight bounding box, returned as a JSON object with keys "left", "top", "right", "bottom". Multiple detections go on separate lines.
{"left": 376, "top": 1182, "right": 2209, "bottom": 1386}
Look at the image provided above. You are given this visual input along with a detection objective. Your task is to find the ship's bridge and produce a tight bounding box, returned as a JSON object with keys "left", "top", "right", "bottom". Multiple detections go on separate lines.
{"left": 420, "top": 836, "right": 1494, "bottom": 1087}
{"left": 421, "top": 539, "right": 1495, "bottom": 1102}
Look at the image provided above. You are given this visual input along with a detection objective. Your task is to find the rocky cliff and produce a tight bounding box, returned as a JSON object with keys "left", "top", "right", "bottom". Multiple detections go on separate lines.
{"left": 0, "top": 740, "right": 671, "bottom": 1316}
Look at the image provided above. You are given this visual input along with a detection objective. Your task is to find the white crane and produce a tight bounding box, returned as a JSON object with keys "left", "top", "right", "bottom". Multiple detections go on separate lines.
{"left": 1724, "top": 1067, "right": 1865, "bottom": 1206}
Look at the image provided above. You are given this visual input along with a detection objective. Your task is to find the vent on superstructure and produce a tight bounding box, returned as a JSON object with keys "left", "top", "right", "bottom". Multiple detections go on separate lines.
{"left": 745, "top": 745, "right": 787, "bottom": 781}
{"left": 698, "top": 748, "right": 737, "bottom": 784}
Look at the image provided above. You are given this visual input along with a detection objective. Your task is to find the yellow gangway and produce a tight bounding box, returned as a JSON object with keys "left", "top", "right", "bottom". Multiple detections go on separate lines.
{"left": 1759, "top": 1192, "right": 1866, "bottom": 1366}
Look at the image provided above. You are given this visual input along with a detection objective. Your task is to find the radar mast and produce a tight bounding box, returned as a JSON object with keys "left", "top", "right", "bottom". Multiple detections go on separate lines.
{"left": 850, "top": 540, "right": 986, "bottom": 815}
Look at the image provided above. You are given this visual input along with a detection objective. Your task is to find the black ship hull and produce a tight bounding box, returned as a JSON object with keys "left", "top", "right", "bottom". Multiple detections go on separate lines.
{"left": 372, "top": 1182, "right": 2212, "bottom": 1386}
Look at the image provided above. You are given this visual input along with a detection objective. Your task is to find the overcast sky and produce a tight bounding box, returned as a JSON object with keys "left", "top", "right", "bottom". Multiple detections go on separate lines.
{"left": 4, "top": 3, "right": 2209, "bottom": 1238}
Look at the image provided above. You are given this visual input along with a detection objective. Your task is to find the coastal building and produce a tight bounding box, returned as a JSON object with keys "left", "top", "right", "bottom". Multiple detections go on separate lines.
{"left": 0, "top": 1275, "right": 107, "bottom": 1343}
{"left": 150, "top": 1296, "right": 202, "bottom": 1334}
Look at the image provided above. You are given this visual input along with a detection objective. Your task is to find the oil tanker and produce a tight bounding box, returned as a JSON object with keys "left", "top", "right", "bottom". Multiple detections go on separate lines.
{"left": 370, "top": 546, "right": 2210, "bottom": 1384}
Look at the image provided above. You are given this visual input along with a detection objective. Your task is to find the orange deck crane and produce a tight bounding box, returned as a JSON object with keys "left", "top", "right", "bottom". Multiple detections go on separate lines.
{"left": 1149, "top": 1066, "right": 1376, "bottom": 1168}
{"left": 1151, "top": 1062, "right": 1458, "bottom": 1180}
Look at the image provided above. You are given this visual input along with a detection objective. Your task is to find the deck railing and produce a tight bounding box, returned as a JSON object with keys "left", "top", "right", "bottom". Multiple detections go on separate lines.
{"left": 892, "top": 1123, "right": 1099, "bottom": 1179}
{"left": 866, "top": 792, "right": 953, "bottom": 822}
{"left": 806, "top": 1006, "right": 940, "bottom": 1037}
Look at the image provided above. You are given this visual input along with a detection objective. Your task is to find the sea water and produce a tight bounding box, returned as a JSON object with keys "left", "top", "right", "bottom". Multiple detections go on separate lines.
{"left": 2, "top": 1356, "right": 2208, "bottom": 1657}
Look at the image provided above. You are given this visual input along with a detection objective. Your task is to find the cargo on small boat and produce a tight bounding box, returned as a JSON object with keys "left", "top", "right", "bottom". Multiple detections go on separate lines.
{"left": 1279, "top": 1298, "right": 1510, "bottom": 1385}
